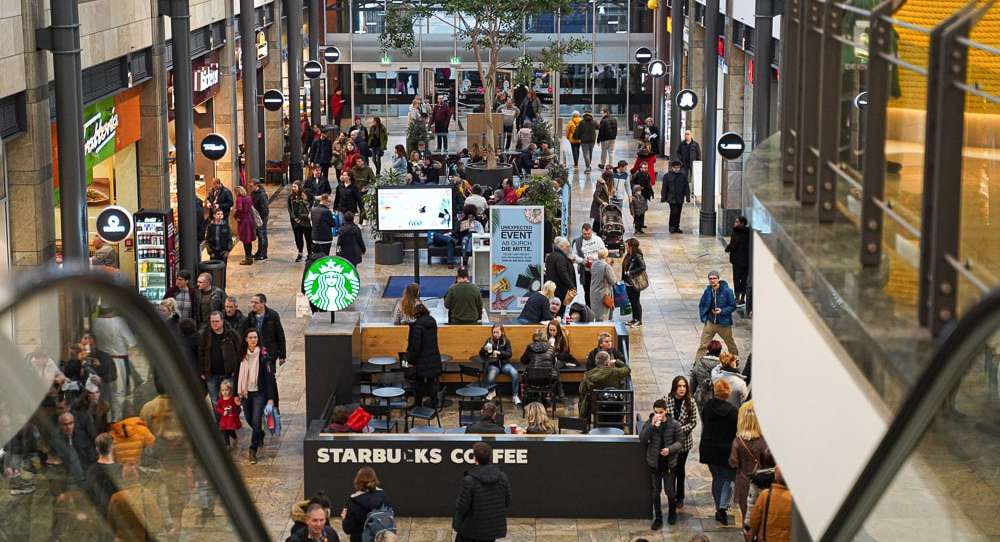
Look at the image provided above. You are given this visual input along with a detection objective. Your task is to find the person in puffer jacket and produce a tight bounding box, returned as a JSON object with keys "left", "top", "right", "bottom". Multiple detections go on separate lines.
{"left": 452, "top": 442, "right": 512, "bottom": 542}
{"left": 108, "top": 414, "right": 155, "bottom": 467}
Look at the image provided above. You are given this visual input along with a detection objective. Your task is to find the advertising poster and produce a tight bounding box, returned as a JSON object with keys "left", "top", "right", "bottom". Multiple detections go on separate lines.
{"left": 560, "top": 182, "right": 571, "bottom": 238}
{"left": 490, "top": 206, "right": 544, "bottom": 313}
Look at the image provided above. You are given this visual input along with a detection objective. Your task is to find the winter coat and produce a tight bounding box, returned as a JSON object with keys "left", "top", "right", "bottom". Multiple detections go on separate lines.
{"left": 623, "top": 252, "right": 646, "bottom": 288}
{"left": 585, "top": 347, "right": 626, "bottom": 370}
{"left": 432, "top": 103, "right": 451, "bottom": 132}
{"left": 630, "top": 191, "right": 648, "bottom": 217}
{"left": 711, "top": 364, "right": 749, "bottom": 408}
{"left": 630, "top": 151, "right": 657, "bottom": 182}
{"left": 574, "top": 113, "right": 598, "bottom": 144}
{"left": 676, "top": 139, "right": 701, "bottom": 168}
{"left": 310, "top": 137, "right": 334, "bottom": 166}
{"left": 337, "top": 222, "right": 366, "bottom": 266}
{"left": 517, "top": 291, "right": 552, "bottom": 324}
{"left": 726, "top": 225, "right": 751, "bottom": 268}
{"left": 519, "top": 95, "right": 541, "bottom": 121}
{"left": 630, "top": 170, "right": 654, "bottom": 201}
{"left": 251, "top": 187, "right": 270, "bottom": 221}
{"left": 334, "top": 182, "right": 362, "bottom": 214}
{"left": 565, "top": 114, "right": 582, "bottom": 144}
{"left": 214, "top": 396, "right": 242, "bottom": 431}
{"left": 350, "top": 164, "right": 376, "bottom": 192}
{"left": 520, "top": 340, "right": 558, "bottom": 380}
{"left": 163, "top": 286, "right": 201, "bottom": 322}
{"left": 589, "top": 181, "right": 611, "bottom": 221}
{"left": 544, "top": 249, "right": 576, "bottom": 301}
{"left": 479, "top": 337, "right": 513, "bottom": 368}
{"left": 639, "top": 414, "right": 683, "bottom": 471}
{"left": 643, "top": 123, "right": 661, "bottom": 154}
{"left": 240, "top": 307, "right": 287, "bottom": 360}
{"left": 205, "top": 222, "right": 233, "bottom": 256}
{"left": 208, "top": 185, "right": 234, "bottom": 218}
{"left": 691, "top": 354, "right": 721, "bottom": 409}
{"left": 235, "top": 196, "right": 257, "bottom": 244}
{"left": 588, "top": 259, "right": 617, "bottom": 312}
{"left": 331, "top": 93, "right": 345, "bottom": 118}
{"left": 232, "top": 349, "right": 278, "bottom": 401}
{"left": 367, "top": 124, "right": 389, "bottom": 153}
{"left": 465, "top": 416, "right": 506, "bottom": 434}
{"left": 579, "top": 361, "right": 630, "bottom": 420}
{"left": 108, "top": 417, "right": 156, "bottom": 466}
{"left": 730, "top": 435, "right": 770, "bottom": 517}
{"left": 661, "top": 170, "right": 690, "bottom": 204}
{"left": 748, "top": 482, "right": 793, "bottom": 542}
{"left": 517, "top": 127, "right": 533, "bottom": 150}
{"left": 444, "top": 282, "right": 483, "bottom": 324}
{"left": 303, "top": 175, "right": 333, "bottom": 197}
{"left": 407, "top": 314, "right": 443, "bottom": 378}
{"left": 288, "top": 194, "right": 312, "bottom": 228}
{"left": 199, "top": 327, "right": 242, "bottom": 376}
{"left": 597, "top": 115, "right": 618, "bottom": 142}
{"left": 699, "top": 398, "right": 738, "bottom": 466}
{"left": 343, "top": 489, "right": 390, "bottom": 542}
{"left": 567, "top": 301, "right": 595, "bottom": 323}
{"left": 664, "top": 396, "right": 698, "bottom": 452}
{"left": 452, "top": 464, "right": 512, "bottom": 540}
{"left": 699, "top": 281, "right": 738, "bottom": 326}
{"left": 311, "top": 205, "right": 336, "bottom": 245}
{"left": 499, "top": 104, "right": 519, "bottom": 127}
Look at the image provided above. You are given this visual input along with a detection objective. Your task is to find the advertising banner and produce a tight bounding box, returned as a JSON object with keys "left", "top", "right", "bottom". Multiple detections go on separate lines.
{"left": 560, "top": 182, "right": 571, "bottom": 238}
{"left": 489, "top": 205, "right": 544, "bottom": 313}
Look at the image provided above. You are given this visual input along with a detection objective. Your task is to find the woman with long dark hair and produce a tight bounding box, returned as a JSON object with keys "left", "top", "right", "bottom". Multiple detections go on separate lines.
{"left": 392, "top": 144, "right": 409, "bottom": 175}
{"left": 622, "top": 237, "right": 646, "bottom": 327}
{"left": 233, "top": 329, "right": 276, "bottom": 464}
{"left": 665, "top": 375, "right": 698, "bottom": 510}
{"left": 287, "top": 182, "right": 313, "bottom": 262}
{"left": 392, "top": 283, "right": 423, "bottom": 325}
{"left": 367, "top": 116, "right": 389, "bottom": 176}
{"left": 234, "top": 186, "right": 256, "bottom": 266}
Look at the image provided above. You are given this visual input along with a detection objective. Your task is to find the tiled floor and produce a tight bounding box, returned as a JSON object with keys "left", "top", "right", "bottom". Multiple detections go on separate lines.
{"left": 221, "top": 134, "right": 751, "bottom": 541}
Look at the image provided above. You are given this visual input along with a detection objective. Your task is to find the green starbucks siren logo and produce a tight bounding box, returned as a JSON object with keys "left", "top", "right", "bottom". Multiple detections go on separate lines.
{"left": 302, "top": 256, "right": 361, "bottom": 312}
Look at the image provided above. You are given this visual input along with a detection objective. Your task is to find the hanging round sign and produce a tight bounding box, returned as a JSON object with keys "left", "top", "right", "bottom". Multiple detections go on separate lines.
{"left": 634, "top": 47, "right": 653, "bottom": 64}
{"left": 200, "top": 133, "right": 228, "bottom": 161}
{"left": 647, "top": 59, "right": 668, "bottom": 78}
{"left": 676, "top": 89, "right": 698, "bottom": 111}
{"left": 717, "top": 131, "right": 746, "bottom": 160}
{"left": 302, "top": 256, "right": 361, "bottom": 312}
{"left": 304, "top": 60, "right": 324, "bottom": 79}
{"left": 95, "top": 205, "right": 134, "bottom": 244}
{"left": 854, "top": 91, "right": 869, "bottom": 111}
{"left": 323, "top": 46, "right": 341, "bottom": 63}
{"left": 263, "top": 89, "right": 285, "bottom": 111}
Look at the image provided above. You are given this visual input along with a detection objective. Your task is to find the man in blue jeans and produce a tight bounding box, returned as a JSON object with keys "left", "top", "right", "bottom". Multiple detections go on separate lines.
{"left": 199, "top": 311, "right": 242, "bottom": 410}
{"left": 249, "top": 179, "right": 269, "bottom": 260}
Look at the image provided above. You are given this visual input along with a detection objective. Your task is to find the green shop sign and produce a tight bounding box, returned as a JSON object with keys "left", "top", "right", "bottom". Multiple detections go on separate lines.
{"left": 83, "top": 95, "right": 119, "bottom": 185}
{"left": 302, "top": 256, "right": 361, "bottom": 312}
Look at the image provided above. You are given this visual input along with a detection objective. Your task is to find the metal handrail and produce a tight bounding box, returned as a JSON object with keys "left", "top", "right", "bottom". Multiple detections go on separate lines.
{"left": 820, "top": 285, "right": 1000, "bottom": 541}
{"left": 955, "top": 35, "right": 1000, "bottom": 56}
{"left": 827, "top": 160, "right": 863, "bottom": 192}
{"left": 878, "top": 52, "right": 929, "bottom": 76}
{"left": 945, "top": 253, "right": 998, "bottom": 294}
{"left": 880, "top": 14, "right": 933, "bottom": 34}
{"left": 831, "top": 33, "right": 868, "bottom": 52}
{"left": 0, "top": 266, "right": 269, "bottom": 542}
{"left": 833, "top": 2, "right": 874, "bottom": 17}
{"left": 953, "top": 81, "right": 1000, "bottom": 106}
{"left": 872, "top": 197, "right": 921, "bottom": 238}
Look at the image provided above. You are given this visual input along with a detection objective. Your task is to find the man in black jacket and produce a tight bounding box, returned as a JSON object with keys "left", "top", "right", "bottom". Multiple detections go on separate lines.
{"left": 303, "top": 166, "right": 332, "bottom": 198}
{"left": 207, "top": 178, "right": 234, "bottom": 220}
{"left": 311, "top": 194, "right": 336, "bottom": 256}
{"left": 200, "top": 311, "right": 242, "bottom": 406}
{"left": 675, "top": 130, "right": 702, "bottom": 176}
{"left": 597, "top": 109, "right": 618, "bottom": 168}
{"left": 241, "top": 293, "right": 287, "bottom": 367}
{"left": 453, "top": 442, "right": 511, "bottom": 542}
{"left": 640, "top": 399, "right": 684, "bottom": 530}
{"left": 249, "top": 180, "right": 270, "bottom": 260}
{"left": 464, "top": 401, "right": 505, "bottom": 434}
{"left": 661, "top": 161, "right": 690, "bottom": 234}
{"left": 544, "top": 237, "right": 576, "bottom": 316}
{"left": 309, "top": 131, "right": 335, "bottom": 180}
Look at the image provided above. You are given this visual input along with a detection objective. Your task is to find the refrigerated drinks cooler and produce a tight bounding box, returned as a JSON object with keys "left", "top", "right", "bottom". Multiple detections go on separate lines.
{"left": 134, "top": 210, "right": 177, "bottom": 301}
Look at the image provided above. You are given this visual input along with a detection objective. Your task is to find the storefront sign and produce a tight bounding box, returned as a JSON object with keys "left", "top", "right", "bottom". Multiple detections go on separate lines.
{"left": 304, "top": 60, "right": 323, "bottom": 79}
{"left": 676, "top": 89, "right": 698, "bottom": 111}
{"left": 490, "top": 206, "right": 544, "bottom": 314}
{"left": 169, "top": 51, "right": 222, "bottom": 117}
{"left": 262, "top": 89, "right": 285, "bottom": 111}
{"left": 302, "top": 256, "right": 361, "bottom": 312}
{"left": 95, "top": 205, "right": 133, "bottom": 244}
{"left": 256, "top": 30, "right": 268, "bottom": 61}
{"left": 323, "top": 46, "right": 341, "bottom": 63}
{"left": 200, "top": 133, "right": 228, "bottom": 161}
{"left": 717, "top": 131, "right": 746, "bottom": 160}
{"left": 647, "top": 59, "right": 667, "bottom": 78}
{"left": 83, "top": 97, "right": 119, "bottom": 158}
{"left": 193, "top": 62, "right": 221, "bottom": 93}
{"left": 854, "top": 91, "right": 869, "bottom": 111}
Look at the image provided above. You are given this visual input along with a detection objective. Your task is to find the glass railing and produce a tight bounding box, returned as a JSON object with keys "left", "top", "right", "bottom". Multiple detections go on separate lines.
{"left": 0, "top": 266, "right": 267, "bottom": 541}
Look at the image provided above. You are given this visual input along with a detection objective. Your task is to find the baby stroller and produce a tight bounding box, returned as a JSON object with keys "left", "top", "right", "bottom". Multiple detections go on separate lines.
{"left": 600, "top": 203, "right": 625, "bottom": 253}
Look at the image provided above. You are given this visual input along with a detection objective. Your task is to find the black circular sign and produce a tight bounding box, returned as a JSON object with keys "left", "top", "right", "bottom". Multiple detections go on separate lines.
{"left": 304, "top": 60, "right": 323, "bottom": 79}
{"left": 95, "top": 205, "right": 133, "bottom": 244}
{"left": 717, "top": 132, "right": 746, "bottom": 160}
{"left": 200, "top": 133, "right": 228, "bottom": 161}
{"left": 676, "top": 89, "right": 698, "bottom": 111}
{"left": 263, "top": 89, "right": 285, "bottom": 112}
{"left": 647, "top": 59, "right": 667, "bottom": 78}
{"left": 323, "top": 46, "right": 341, "bottom": 63}
{"left": 854, "top": 91, "right": 869, "bottom": 111}
{"left": 634, "top": 47, "right": 653, "bottom": 64}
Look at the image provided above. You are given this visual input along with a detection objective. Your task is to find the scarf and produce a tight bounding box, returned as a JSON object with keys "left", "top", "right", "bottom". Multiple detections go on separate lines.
{"left": 237, "top": 347, "right": 260, "bottom": 397}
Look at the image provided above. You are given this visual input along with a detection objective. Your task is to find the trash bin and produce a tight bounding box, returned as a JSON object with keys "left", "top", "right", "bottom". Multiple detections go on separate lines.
{"left": 199, "top": 259, "right": 227, "bottom": 291}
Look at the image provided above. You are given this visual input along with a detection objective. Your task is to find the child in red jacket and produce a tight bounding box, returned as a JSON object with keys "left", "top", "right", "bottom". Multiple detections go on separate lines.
{"left": 214, "top": 379, "right": 241, "bottom": 448}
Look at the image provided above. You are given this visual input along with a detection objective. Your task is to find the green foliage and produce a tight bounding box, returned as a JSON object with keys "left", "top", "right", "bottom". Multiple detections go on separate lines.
{"left": 362, "top": 168, "right": 409, "bottom": 243}
{"left": 535, "top": 38, "right": 592, "bottom": 73}
{"left": 517, "top": 174, "right": 562, "bottom": 231}
{"left": 546, "top": 161, "right": 569, "bottom": 184}
{"left": 531, "top": 117, "right": 553, "bottom": 147}
{"left": 405, "top": 120, "right": 430, "bottom": 153}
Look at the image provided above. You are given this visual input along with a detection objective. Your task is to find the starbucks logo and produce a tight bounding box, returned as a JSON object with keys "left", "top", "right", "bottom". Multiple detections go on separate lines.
{"left": 302, "top": 256, "right": 361, "bottom": 312}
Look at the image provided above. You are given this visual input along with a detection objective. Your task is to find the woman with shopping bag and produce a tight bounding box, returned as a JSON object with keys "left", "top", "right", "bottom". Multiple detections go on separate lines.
{"left": 622, "top": 238, "right": 648, "bottom": 327}
{"left": 233, "top": 329, "right": 276, "bottom": 465}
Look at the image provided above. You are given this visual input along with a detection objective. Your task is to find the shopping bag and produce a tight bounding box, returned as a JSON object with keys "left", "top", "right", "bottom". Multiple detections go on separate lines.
{"left": 613, "top": 281, "right": 629, "bottom": 308}
{"left": 296, "top": 292, "right": 312, "bottom": 318}
{"left": 346, "top": 407, "right": 372, "bottom": 432}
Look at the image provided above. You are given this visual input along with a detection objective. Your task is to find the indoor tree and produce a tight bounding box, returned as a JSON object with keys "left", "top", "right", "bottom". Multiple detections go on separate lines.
{"left": 380, "top": 0, "right": 577, "bottom": 168}
{"left": 514, "top": 37, "right": 590, "bottom": 153}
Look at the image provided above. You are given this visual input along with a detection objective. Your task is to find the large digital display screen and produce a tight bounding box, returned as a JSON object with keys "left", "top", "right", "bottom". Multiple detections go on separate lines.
{"left": 376, "top": 186, "right": 454, "bottom": 232}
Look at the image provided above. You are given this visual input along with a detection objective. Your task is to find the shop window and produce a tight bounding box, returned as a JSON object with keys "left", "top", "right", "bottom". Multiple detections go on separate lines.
{"left": 561, "top": 3, "right": 592, "bottom": 34}
{"left": 596, "top": 0, "right": 627, "bottom": 33}
{"left": 593, "top": 64, "right": 627, "bottom": 117}
{"left": 353, "top": 0, "right": 385, "bottom": 34}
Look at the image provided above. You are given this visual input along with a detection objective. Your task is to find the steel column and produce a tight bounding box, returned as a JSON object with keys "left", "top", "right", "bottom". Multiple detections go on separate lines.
{"left": 653, "top": 0, "right": 668, "bottom": 153}
{"left": 309, "top": 0, "right": 323, "bottom": 126}
{"left": 288, "top": 0, "right": 305, "bottom": 182}
{"left": 797, "top": 0, "right": 822, "bottom": 204}
{"left": 669, "top": 0, "right": 684, "bottom": 160}
{"left": 48, "top": 0, "right": 88, "bottom": 265}
{"left": 164, "top": 0, "right": 198, "bottom": 273}
{"left": 779, "top": 0, "right": 802, "bottom": 186}
{"left": 752, "top": 0, "right": 774, "bottom": 146}
{"left": 239, "top": 0, "right": 261, "bottom": 185}
{"left": 816, "top": 2, "right": 843, "bottom": 222}
{"left": 858, "top": 0, "right": 898, "bottom": 266}
{"left": 700, "top": 0, "right": 719, "bottom": 236}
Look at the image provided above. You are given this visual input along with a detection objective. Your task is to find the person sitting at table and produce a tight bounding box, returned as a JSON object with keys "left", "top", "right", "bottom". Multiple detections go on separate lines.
{"left": 465, "top": 401, "right": 505, "bottom": 434}
{"left": 566, "top": 302, "right": 596, "bottom": 324}
{"left": 326, "top": 405, "right": 357, "bottom": 433}
{"left": 546, "top": 320, "right": 575, "bottom": 367}
{"left": 579, "top": 351, "right": 631, "bottom": 421}
{"left": 523, "top": 402, "right": 555, "bottom": 434}
{"left": 520, "top": 329, "right": 558, "bottom": 383}
{"left": 518, "top": 144, "right": 536, "bottom": 173}
{"left": 479, "top": 324, "right": 518, "bottom": 405}
{"left": 585, "top": 332, "right": 626, "bottom": 370}
{"left": 537, "top": 143, "right": 556, "bottom": 168}
{"left": 516, "top": 281, "right": 555, "bottom": 324}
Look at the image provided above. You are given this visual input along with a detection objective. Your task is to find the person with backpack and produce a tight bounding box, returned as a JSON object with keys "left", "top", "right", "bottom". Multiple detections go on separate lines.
{"left": 453, "top": 442, "right": 512, "bottom": 542}
{"left": 342, "top": 467, "right": 395, "bottom": 542}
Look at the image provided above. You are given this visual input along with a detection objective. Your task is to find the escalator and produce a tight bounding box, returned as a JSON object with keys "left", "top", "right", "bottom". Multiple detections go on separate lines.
{"left": 0, "top": 266, "right": 268, "bottom": 541}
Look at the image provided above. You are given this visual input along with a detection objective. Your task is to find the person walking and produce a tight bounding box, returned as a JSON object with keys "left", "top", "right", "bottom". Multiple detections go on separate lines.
{"left": 214, "top": 379, "right": 241, "bottom": 449}
{"left": 234, "top": 186, "right": 256, "bottom": 265}
{"left": 661, "top": 161, "right": 690, "bottom": 234}
{"left": 589, "top": 172, "right": 611, "bottom": 236}
{"left": 746, "top": 466, "right": 793, "bottom": 542}
{"left": 711, "top": 352, "right": 748, "bottom": 408}
{"left": 622, "top": 238, "right": 647, "bottom": 327}
{"left": 730, "top": 400, "right": 770, "bottom": 527}
{"left": 331, "top": 88, "right": 345, "bottom": 126}
{"left": 544, "top": 237, "right": 577, "bottom": 316}
{"left": 248, "top": 180, "right": 270, "bottom": 261}
{"left": 334, "top": 171, "right": 363, "bottom": 218}
{"left": 499, "top": 99, "right": 520, "bottom": 150}
{"left": 309, "top": 130, "right": 335, "bottom": 181}
{"left": 336, "top": 211, "right": 366, "bottom": 266}
{"left": 630, "top": 185, "right": 648, "bottom": 235}
{"left": 233, "top": 328, "right": 276, "bottom": 464}
{"left": 565, "top": 111, "right": 582, "bottom": 169}
{"left": 205, "top": 208, "right": 233, "bottom": 262}
{"left": 199, "top": 311, "right": 241, "bottom": 406}
{"left": 452, "top": 442, "right": 512, "bottom": 542}
{"left": 675, "top": 129, "right": 701, "bottom": 176}
{"left": 597, "top": 109, "right": 618, "bottom": 169}
{"left": 406, "top": 304, "right": 443, "bottom": 408}
{"left": 726, "top": 216, "right": 751, "bottom": 306}
{"left": 588, "top": 248, "right": 617, "bottom": 322}
{"left": 700, "top": 379, "right": 739, "bottom": 525}
{"left": 642, "top": 117, "right": 661, "bottom": 155}
{"left": 342, "top": 467, "right": 393, "bottom": 542}
{"left": 696, "top": 271, "right": 739, "bottom": 359}
{"left": 576, "top": 111, "right": 598, "bottom": 173}
{"left": 288, "top": 182, "right": 314, "bottom": 262}
{"left": 367, "top": 116, "right": 389, "bottom": 176}
{"left": 444, "top": 268, "right": 483, "bottom": 325}
{"left": 572, "top": 223, "right": 607, "bottom": 307}
{"left": 640, "top": 399, "right": 683, "bottom": 529}
{"left": 630, "top": 160, "right": 654, "bottom": 201}
{"left": 664, "top": 375, "right": 698, "bottom": 511}
{"left": 311, "top": 194, "right": 336, "bottom": 256}
{"left": 691, "top": 340, "right": 723, "bottom": 409}
{"left": 432, "top": 95, "right": 451, "bottom": 152}
{"left": 518, "top": 89, "right": 541, "bottom": 126}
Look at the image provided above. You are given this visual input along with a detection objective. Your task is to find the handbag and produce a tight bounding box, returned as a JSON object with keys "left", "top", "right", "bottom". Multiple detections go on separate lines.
{"left": 749, "top": 484, "right": 773, "bottom": 542}
{"left": 612, "top": 281, "right": 629, "bottom": 308}
{"left": 602, "top": 293, "right": 614, "bottom": 309}
{"left": 739, "top": 437, "right": 775, "bottom": 489}
{"left": 631, "top": 270, "right": 650, "bottom": 291}
{"left": 250, "top": 206, "right": 264, "bottom": 228}
{"left": 346, "top": 407, "right": 372, "bottom": 432}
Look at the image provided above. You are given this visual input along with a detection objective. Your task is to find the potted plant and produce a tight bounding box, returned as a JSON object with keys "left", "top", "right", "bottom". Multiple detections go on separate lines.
{"left": 381, "top": 0, "right": 577, "bottom": 188}
{"left": 362, "top": 168, "right": 409, "bottom": 264}
{"left": 406, "top": 119, "right": 430, "bottom": 153}
{"left": 517, "top": 173, "right": 563, "bottom": 254}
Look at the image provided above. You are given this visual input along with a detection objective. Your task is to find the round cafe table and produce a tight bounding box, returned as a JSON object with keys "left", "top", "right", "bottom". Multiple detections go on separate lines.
{"left": 367, "top": 356, "right": 397, "bottom": 373}
{"left": 588, "top": 427, "right": 625, "bottom": 436}
{"left": 372, "top": 387, "right": 405, "bottom": 401}
{"left": 455, "top": 386, "right": 488, "bottom": 399}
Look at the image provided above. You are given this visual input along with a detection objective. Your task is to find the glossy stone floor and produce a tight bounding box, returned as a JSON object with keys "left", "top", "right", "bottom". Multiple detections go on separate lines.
{"left": 221, "top": 135, "right": 751, "bottom": 541}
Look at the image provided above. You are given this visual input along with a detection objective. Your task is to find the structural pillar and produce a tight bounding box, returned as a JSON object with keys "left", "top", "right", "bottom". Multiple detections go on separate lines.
{"left": 212, "top": 0, "right": 240, "bottom": 190}
{"left": 263, "top": 0, "right": 284, "bottom": 165}
{"left": 687, "top": 12, "right": 706, "bottom": 140}
{"left": 652, "top": 0, "right": 668, "bottom": 155}
{"left": 669, "top": 0, "right": 684, "bottom": 161}
{"left": 753, "top": 0, "right": 775, "bottom": 146}
{"left": 288, "top": 0, "right": 305, "bottom": 182}
{"left": 164, "top": 0, "right": 199, "bottom": 273}
{"left": 699, "top": 0, "right": 719, "bottom": 236}
{"left": 720, "top": 2, "right": 747, "bottom": 235}
{"left": 309, "top": 0, "right": 324, "bottom": 127}
{"left": 239, "top": 0, "right": 261, "bottom": 184}
{"left": 138, "top": 11, "right": 171, "bottom": 210}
